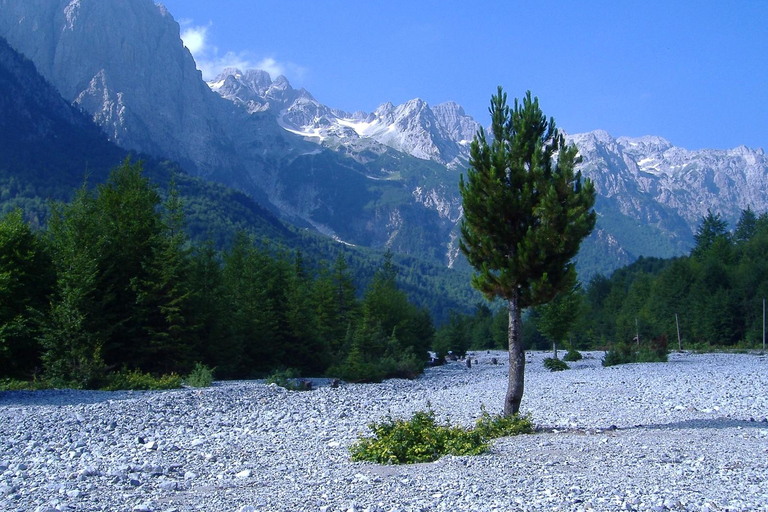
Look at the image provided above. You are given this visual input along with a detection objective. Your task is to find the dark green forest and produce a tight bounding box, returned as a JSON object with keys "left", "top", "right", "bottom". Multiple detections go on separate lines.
{"left": 436, "top": 208, "right": 768, "bottom": 356}
{"left": 0, "top": 160, "right": 438, "bottom": 387}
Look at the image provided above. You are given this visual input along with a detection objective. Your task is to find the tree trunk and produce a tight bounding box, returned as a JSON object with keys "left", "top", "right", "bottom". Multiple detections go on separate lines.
{"left": 505, "top": 293, "right": 525, "bottom": 416}
{"left": 552, "top": 340, "right": 558, "bottom": 360}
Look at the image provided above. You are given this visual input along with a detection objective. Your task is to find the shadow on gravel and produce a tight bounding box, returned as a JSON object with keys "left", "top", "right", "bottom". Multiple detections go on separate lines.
{"left": 0, "top": 389, "right": 140, "bottom": 407}
{"left": 639, "top": 418, "right": 768, "bottom": 431}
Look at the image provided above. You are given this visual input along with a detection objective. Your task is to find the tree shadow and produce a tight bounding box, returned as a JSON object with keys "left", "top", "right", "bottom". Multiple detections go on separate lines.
{"left": 0, "top": 388, "right": 141, "bottom": 407}
{"left": 637, "top": 418, "right": 768, "bottom": 431}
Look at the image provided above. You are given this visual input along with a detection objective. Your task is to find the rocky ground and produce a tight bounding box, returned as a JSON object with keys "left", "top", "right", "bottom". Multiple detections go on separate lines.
{"left": 1, "top": 351, "right": 766, "bottom": 512}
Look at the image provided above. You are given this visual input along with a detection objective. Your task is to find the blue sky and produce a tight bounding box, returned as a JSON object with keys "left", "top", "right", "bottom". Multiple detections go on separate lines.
{"left": 158, "top": 1, "right": 767, "bottom": 151}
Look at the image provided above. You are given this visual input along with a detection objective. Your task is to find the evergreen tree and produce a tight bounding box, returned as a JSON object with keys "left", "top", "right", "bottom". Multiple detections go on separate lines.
{"left": 188, "top": 240, "right": 232, "bottom": 375}
{"left": 312, "top": 255, "right": 359, "bottom": 363}
{"left": 693, "top": 209, "right": 729, "bottom": 258}
{"left": 535, "top": 287, "right": 583, "bottom": 358}
{"left": 94, "top": 158, "right": 165, "bottom": 369}
{"left": 734, "top": 207, "right": 757, "bottom": 244}
{"left": 459, "top": 88, "right": 596, "bottom": 415}
{"left": 0, "top": 209, "right": 52, "bottom": 378}
{"left": 137, "top": 175, "right": 197, "bottom": 374}
{"left": 41, "top": 188, "right": 106, "bottom": 386}
{"left": 284, "top": 250, "right": 326, "bottom": 374}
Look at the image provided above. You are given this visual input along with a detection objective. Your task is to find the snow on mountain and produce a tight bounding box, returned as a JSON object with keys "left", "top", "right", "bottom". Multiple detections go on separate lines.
{"left": 571, "top": 130, "right": 768, "bottom": 229}
{"left": 208, "top": 68, "right": 481, "bottom": 167}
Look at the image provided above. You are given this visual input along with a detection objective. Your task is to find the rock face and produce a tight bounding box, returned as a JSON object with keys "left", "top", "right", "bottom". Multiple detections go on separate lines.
{"left": 572, "top": 130, "right": 768, "bottom": 241}
{"left": 0, "top": 35, "right": 98, "bottom": 141}
{"left": 0, "top": 34, "right": 124, "bottom": 190}
{"left": 0, "top": 0, "right": 240, "bottom": 180}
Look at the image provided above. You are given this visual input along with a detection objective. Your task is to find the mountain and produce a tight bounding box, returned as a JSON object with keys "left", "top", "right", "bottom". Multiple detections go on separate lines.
{"left": 0, "top": 0, "right": 468, "bottom": 265}
{"left": 570, "top": 130, "right": 768, "bottom": 273}
{"left": 0, "top": 0, "right": 244, "bottom": 183}
{"left": 209, "top": 68, "right": 480, "bottom": 168}
{"left": 2, "top": 0, "right": 766, "bottom": 282}
{"left": 0, "top": 33, "right": 290, "bottom": 245}
{"left": 0, "top": 33, "right": 480, "bottom": 323}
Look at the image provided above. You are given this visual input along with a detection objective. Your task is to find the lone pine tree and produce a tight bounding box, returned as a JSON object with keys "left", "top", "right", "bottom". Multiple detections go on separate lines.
{"left": 459, "top": 88, "right": 596, "bottom": 415}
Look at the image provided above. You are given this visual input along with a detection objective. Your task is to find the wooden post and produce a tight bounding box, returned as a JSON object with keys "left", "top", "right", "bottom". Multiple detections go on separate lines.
{"left": 635, "top": 318, "right": 640, "bottom": 347}
{"left": 676, "top": 313, "right": 682, "bottom": 352}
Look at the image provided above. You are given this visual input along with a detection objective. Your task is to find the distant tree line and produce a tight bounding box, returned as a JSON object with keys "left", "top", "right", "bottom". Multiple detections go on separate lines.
{"left": 0, "top": 160, "right": 434, "bottom": 387}
{"left": 436, "top": 208, "right": 768, "bottom": 354}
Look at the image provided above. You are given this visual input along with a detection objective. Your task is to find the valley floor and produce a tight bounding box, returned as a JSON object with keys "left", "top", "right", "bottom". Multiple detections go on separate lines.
{"left": 1, "top": 351, "right": 766, "bottom": 512}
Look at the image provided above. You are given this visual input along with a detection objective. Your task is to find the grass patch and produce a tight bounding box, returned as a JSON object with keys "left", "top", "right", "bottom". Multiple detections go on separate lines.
{"left": 0, "top": 378, "right": 50, "bottom": 391}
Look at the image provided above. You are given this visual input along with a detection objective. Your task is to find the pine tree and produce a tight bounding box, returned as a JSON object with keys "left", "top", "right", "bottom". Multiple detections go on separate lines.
{"left": 459, "top": 88, "right": 596, "bottom": 415}
{"left": 734, "top": 207, "right": 757, "bottom": 244}
{"left": 94, "top": 158, "right": 165, "bottom": 369}
{"left": 693, "top": 209, "right": 730, "bottom": 258}
{"left": 137, "top": 174, "right": 197, "bottom": 374}
{"left": 0, "top": 209, "right": 53, "bottom": 378}
{"left": 42, "top": 188, "right": 106, "bottom": 387}
{"left": 535, "top": 287, "right": 583, "bottom": 358}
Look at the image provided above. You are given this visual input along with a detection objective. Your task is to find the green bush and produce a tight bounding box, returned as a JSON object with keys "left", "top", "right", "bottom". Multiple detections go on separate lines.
{"left": 101, "top": 368, "right": 182, "bottom": 391}
{"left": 184, "top": 362, "right": 214, "bottom": 388}
{"left": 350, "top": 406, "right": 535, "bottom": 465}
{"left": 349, "top": 408, "right": 486, "bottom": 464}
{"left": 474, "top": 407, "right": 534, "bottom": 438}
{"left": 563, "top": 349, "right": 583, "bottom": 362}
{"left": 603, "top": 337, "right": 668, "bottom": 367}
{"left": 0, "top": 378, "right": 50, "bottom": 391}
{"left": 265, "top": 368, "right": 312, "bottom": 391}
{"left": 543, "top": 357, "right": 569, "bottom": 371}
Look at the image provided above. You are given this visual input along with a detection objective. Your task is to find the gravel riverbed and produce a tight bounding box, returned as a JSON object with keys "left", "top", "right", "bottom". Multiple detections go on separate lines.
{"left": 1, "top": 351, "right": 767, "bottom": 512}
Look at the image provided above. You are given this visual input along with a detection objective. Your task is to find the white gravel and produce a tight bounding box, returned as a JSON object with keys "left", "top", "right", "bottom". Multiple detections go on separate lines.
{"left": 1, "top": 351, "right": 766, "bottom": 512}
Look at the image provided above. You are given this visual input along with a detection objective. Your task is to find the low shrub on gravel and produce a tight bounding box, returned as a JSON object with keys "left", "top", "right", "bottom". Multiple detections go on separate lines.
{"left": 184, "top": 363, "right": 214, "bottom": 388}
{"left": 543, "top": 357, "right": 569, "bottom": 371}
{"left": 101, "top": 368, "right": 182, "bottom": 391}
{"left": 603, "top": 337, "right": 668, "bottom": 367}
{"left": 474, "top": 407, "right": 534, "bottom": 439}
{"left": 563, "top": 349, "right": 583, "bottom": 362}
{"left": 0, "top": 378, "right": 50, "bottom": 391}
{"left": 266, "top": 368, "right": 312, "bottom": 391}
{"left": 350, "top": 406, "right": 534, "bottom": 464}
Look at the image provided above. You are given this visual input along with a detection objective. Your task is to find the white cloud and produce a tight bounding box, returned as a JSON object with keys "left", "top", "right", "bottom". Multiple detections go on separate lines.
{"left": 180, "top": 23, "right": 209, "bottom": 55}
{"left": 178, "top": 20, "right": 305, "bottom": 83}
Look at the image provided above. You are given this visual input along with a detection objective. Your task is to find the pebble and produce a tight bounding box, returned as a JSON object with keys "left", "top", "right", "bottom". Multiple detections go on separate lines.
{"left": 0, "top": 352, "right": 765, "bottom": 511}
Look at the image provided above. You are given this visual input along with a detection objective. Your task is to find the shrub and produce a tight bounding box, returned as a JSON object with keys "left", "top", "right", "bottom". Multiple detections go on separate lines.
{"left": 184, "top": 362, "right": 214, "bottom": 388}
{"left": 101, "top": 368, "right": 181, "bottom": 391}
{"left": 266, "top": 368, "right": 312, "bottom": 391}
{"left": 543, "top": 357, "right": 569, "bottom": 371}
{"left": 349, "top": 408, "right": 486, "bottom": 464}
{"left": 350, "top": 405, "right": 535, "bottom": 465}
{"left": 603, "top": 337, "right": 668, "bottom": 367}
{"left": 563, "top": 349, "right": 583, "bottom": 362}
{"left": 474, "top": 407, "right": 534, "bottom": 438}
{"left": 0, "top": 378, "right": 50, "bottom": 391}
